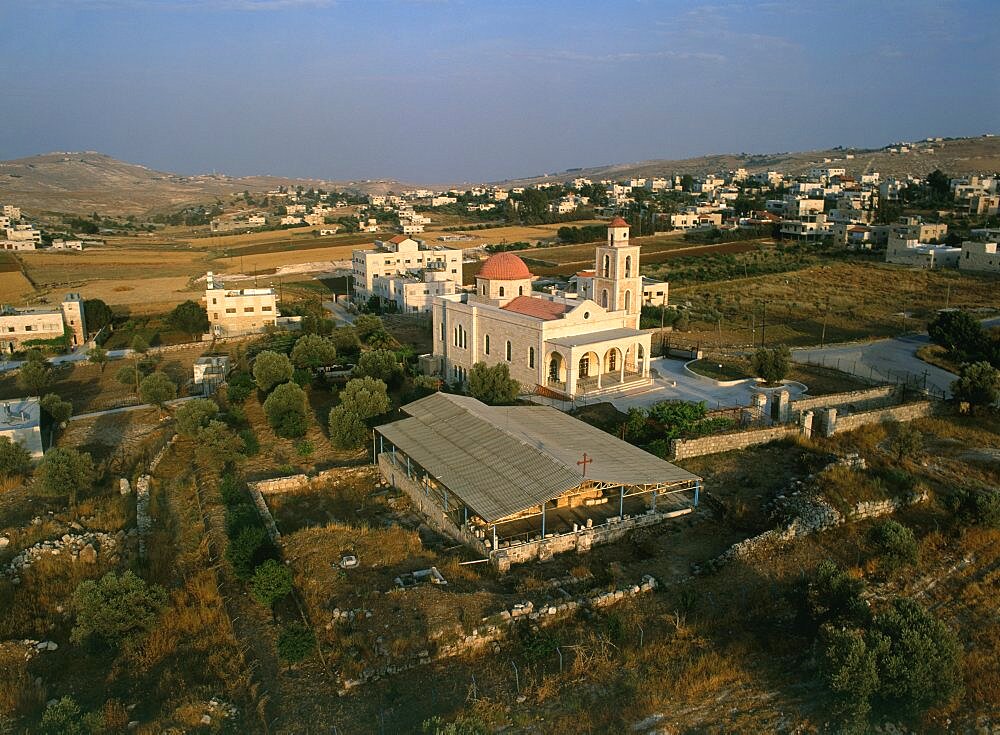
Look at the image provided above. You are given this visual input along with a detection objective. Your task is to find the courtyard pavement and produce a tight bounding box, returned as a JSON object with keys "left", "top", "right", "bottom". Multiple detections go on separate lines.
{"left": 591, "top": 357, "right": 807, "bottom": 412}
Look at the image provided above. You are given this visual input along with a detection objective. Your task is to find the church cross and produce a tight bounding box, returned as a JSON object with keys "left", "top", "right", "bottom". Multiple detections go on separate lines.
{"left": 577, "top": 452, "right": 593, "bottom": 478}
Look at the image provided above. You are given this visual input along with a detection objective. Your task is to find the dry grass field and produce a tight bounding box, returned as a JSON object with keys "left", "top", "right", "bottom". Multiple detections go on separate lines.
{"left": 672, "top": 260, "right": 1000, "bottom": 348}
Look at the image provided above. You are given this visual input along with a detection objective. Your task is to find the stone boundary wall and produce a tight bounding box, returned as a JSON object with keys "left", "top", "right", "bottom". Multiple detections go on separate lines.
{"left": 493, "top": 508, "right": 693, "bottom": 571}
{"left": 701, "top": 489, "right": 929, "bottom": 573}
{"left": 135, "top": 475, "right": 151, "bottom": 559}
{"left": 247, "top": 484, "right": 281, "bottom": 543}
{"left": 790, "top": 385, "right": 897, "bottom": 413}
{"left": 834, "top": 400, "right": 936, "bottom": 432}
{"left": 338, "top": 574, "right": 659, "bottom": 694}
{"left": 671, "top": 424, "right": 800, "bottom": 460}
{"left": 249, "top": 465, "right": 372, "bottom": 496}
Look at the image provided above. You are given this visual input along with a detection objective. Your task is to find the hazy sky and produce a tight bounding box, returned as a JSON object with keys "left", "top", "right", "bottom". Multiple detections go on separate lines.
{"left": 2, "top": 0, "right": 997, "bottom": 183}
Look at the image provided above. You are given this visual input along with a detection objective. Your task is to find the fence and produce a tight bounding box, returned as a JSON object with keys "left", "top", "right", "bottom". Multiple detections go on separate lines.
{"left": 795, "top": 354, "right": 948, "bottom": 400}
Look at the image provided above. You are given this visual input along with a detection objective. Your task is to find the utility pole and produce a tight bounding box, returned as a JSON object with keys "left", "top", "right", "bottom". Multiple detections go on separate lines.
{"left": 761, "top": 301, "right": 767, "bottom": 347}
{"left": 820, "top": 297, "right": 830, "bottom": 348}
{"left": 945, "top": 282, "right": 951, "bottom": 309}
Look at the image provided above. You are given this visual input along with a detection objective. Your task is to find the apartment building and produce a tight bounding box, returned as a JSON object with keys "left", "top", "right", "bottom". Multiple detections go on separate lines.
{"left": 204, "top": 272, "right": 279, "bottom": 338}
{"left": 670, "top": 211, "right": 722, "bottom": 230}
{"left": 0, "top": 293, "right": 86, "bottom": 353}
{"left": 958, "top": 241, "right": 1000, "bottom": 274}
{"left": 888, "top": 216, "right": 948, "bottom": 249}
{"left": 352, "top": 236, "right": 462, "bottom": 303}
{"left": 372, "top": 269, "right": 458, "bottom": 313}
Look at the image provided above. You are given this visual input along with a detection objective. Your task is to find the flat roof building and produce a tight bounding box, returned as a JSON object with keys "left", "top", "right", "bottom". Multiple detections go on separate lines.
{"left": 0, "top": 397, "right": 43, "bottom": 460}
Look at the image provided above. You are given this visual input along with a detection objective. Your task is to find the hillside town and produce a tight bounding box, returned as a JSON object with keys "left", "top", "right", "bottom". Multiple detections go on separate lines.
{"left": 1, "top": 0, "right": 999, "bottom": 728}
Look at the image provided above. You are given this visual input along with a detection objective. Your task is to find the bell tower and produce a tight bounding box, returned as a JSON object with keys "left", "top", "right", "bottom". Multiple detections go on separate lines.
{"left": 591, "top": 217, "right": 641, "bottom": 325}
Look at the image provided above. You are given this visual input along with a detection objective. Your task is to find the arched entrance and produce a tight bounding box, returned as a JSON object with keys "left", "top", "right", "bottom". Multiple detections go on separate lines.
{"left": 603, "top": 347, "right": 621, "bottom": 374}
{"left": 547, "top": 351, "right": 565, "bottom": 385}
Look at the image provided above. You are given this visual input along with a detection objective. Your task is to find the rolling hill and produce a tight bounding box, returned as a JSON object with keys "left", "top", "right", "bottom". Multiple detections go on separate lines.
{"left": 1, "top": 135, "right": 997, "bottom": 217}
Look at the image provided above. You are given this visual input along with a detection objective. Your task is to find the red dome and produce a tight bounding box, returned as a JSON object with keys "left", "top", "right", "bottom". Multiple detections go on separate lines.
{"left": 608, "top": 216, "right": 629, "bottom": 228}
{"left": 478, "top": 252, "right": 532, "bottom": 280}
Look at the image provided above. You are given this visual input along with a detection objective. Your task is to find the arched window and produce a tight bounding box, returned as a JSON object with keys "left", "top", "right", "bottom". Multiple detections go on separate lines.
{"left": 505, "top": 341, "right": 512, "bottom": 361}
{"left": 454, "top": 326, "right": 459, "bottom": 346}
{"left": 579, "top": 355, "right": 590, "bottom": 377}
{"left": 518, "top": 286, "right": 524, "bottom": 296}
{"left": 499, "top": 286, "right": 505, "bottom": 297}
{"left": 602, "top": 254, "right": 610, "bottom": 277}
{"left": 624, "top": 290, "right": 631, "bottom": 311}
{"left": 608, "top": 350, "right": 617, "bottom": 371}
{"left": 528, "top": 347, "right": 535, "bottom": 368}
{"left": 484, "top": 334, "right": 490, "bottom": 355}
{"left": 481, "top": 283, "right": 486, "bottom": 295}
{"left": 625, "top": 255, "right": 632, "bottom": 277}
{"left": 440, "top": 322, "right": 445, "bottom": 341}
{"left": 601, "top": 290, "right": 609, "bottom": 308}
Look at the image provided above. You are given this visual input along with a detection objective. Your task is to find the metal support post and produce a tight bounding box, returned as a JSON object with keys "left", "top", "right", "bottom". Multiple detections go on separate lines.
{"left": 619, "top": 486, "right": 625, "bottom": 519}
{"left": 694, "top": 480, "right": 700, "bottom": 507}
{"left": 541, "top": 503, "right": 546, "bottom": 539}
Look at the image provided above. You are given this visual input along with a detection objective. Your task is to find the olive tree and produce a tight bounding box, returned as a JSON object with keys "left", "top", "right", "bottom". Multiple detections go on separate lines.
{"left": 252, "top": 350, "right": 294, "bottom": 392}
{"left": 262, "top": 381, "right": 308, "bottom": 438}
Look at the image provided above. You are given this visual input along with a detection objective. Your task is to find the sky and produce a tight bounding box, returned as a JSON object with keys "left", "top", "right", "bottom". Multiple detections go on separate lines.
{"left": 1, "top": 0, "right": 998, "bottom": 184}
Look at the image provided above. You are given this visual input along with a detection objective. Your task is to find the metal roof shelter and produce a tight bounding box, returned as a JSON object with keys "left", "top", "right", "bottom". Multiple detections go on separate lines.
{"left": 375, "top": 392, "right": 701, "bottom": 524}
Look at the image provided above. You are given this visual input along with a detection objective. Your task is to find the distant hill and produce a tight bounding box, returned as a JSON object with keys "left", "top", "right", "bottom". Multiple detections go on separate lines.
{"left": 0, "top": 151, "right": 433, "bottom": 216}
{"left": 496, "top": 135, "right": 1000, "bottom": 187}
{"left": 1, "top": 136, "right": 998, "bottom": 217}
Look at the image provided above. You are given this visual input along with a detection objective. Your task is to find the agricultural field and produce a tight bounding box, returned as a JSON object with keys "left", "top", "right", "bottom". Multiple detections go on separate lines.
{"left": 669, "top": 259, "right": 1000, "bottom": 349}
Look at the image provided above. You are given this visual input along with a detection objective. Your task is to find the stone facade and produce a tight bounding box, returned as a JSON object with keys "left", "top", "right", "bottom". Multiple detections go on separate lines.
{"left": 790, "top": 385, "right": 897, "bottom": 414}
{"left": 671, "top": 425, "right": 800, "bottom": 460}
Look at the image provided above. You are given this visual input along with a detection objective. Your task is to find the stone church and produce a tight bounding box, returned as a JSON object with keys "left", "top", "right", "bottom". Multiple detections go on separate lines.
{"left": 429, "top": 218, "right": 652, "bottom": 398}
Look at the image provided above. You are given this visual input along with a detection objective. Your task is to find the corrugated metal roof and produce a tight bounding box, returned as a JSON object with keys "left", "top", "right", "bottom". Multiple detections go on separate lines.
{"left": 376, "top": 393, "right": 700, "bottom": 523}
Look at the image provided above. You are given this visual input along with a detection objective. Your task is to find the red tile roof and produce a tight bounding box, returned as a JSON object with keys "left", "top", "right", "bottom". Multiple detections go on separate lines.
{"left": 478, "top": 252, "right": 532, "bottom": 280}
{"left": 500, "top": 296, "right": 569, "bottom": 321}
{"left": 608, "top": 216, "right": 629, "bottom": 228}
{"left": 389, "top": 235, "right": 408, "bottom": 243}
{"left": 575, "top": 269, "right": 595, "bottom": 277}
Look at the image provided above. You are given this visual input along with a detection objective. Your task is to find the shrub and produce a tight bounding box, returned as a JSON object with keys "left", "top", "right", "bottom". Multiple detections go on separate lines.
{"left": 353, "top": 314, "right": 383, "bottom": 341}
{"left": 467, "top": 362, "right": 520, "bottom": 405}
{"left": 290, "top": 333, "right": 337, "bottom": 369}
{"left": 220, "top": 472, "right": 249, "bottom": 507}
{"left": 328, "top": 405, "right": 367, "bottom": 449}
{"left": 138, "top": 372, "right": 177, "bottom": 409}
{"left": 174, "top": 398, "right": 220, "bottom": 438}
{"left": 818, "top": 624, "right": 878, "bottom": 732}
{"left": 35, "top": 447, "right": 96, "bottom": 507}
{"left": 195, "top": 420, "right": 245, "bottom": 467}
{"left": 226, "top": 371, "right": 254, "bottom": 403}
{"left": 167, "top": 300, "right": 209, "bottom": 339}
{"left": 227, "top": 525, "right": 270, "bottom": 579}
{"left": 801, "top": 560, "right": 869, "bottom": 631}
{"left": 947, "top": 487, "right": 1000, "bottom": 528}
{"left": 39, "top": 393, "right": 73, "bottom": 426}
{"left": 16, "top": 360, "right": 52, "bottom": 395}
{"left": 40, "top": 697, "right": 90, "bottom": 735}
{"left": 927, "top": 309, "right": 985, "bottom": 358}
{"left": 868, "top": 520, "right": 918, "bottom": 570}
{"left": 886, "top": 422, "right": 922, "bottom": 463}
{"left": 295, "top": 439, "right": 314, "bottom": 457}
{"left": 253, "top": 350, "right": 294, "bottom": 392}
{"left": 277, "top": 622, "right": 315, "bottom": 663}
{"left": 225, "top": 504, "right": 262, "bottom": 537}
{"left": 239, "top": 428, "right": 260, "bottom": 456}
{"left": 71, "top": 571, "right": 167, "bottom": 648}
{"left": 750, "top": 345, "right": 791, "bottom": 384}
{"left": 353, "top": 349, "right": 403, "bottom": 386}
{"left": 262, "top": 382, "right": 308, "bottom": 439}
{"left": 951, "top": 361, "right": 1000, "bottom": 407}
{"left": 872, "top": 598, "right": 963, "bottom": 716}
{"left": 0, "top": 436, "right": 32, "bottom": 478}
{"left": 339, "top": 376, "right": 390, "bottom": 420}
{"left": 251, "top": 559, "right": 294, "bottom": 608}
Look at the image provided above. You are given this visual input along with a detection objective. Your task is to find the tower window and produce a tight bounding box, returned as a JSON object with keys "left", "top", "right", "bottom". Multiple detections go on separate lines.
{"left": 505, "top": 341, "right": 512, "bottom": 361}
{"left": 602, "top": 254, "right": 610, "bottom": 277}
{"left": 499, "top": 286, "right": 505, "bottom": 297}
{"left": 528, "top": 346, "right": 535, "bottom": 368}
{"left": 485, "top": 334, "right": 490, "bottom": 354}
{"left": 625, "top": 255, "right": 632, "bottom": 277}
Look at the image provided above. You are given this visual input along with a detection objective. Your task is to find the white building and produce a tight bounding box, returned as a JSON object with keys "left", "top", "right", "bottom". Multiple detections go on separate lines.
{"left": 429, "top": 218, "right": 651, "bottom": 398}
{"left": 0, "top": 397, "right": 43, "bottom": 460}
{"left": 204, "top": 272, "right": 280, "bottom": 338}
{"left": 958, "top": 241, "right": 1000, "bottom": 274}
{"left": 352, "top": 236, "right": 462, "bottom": 304}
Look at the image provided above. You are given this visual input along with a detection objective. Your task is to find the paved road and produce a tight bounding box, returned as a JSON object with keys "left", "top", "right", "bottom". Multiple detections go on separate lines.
{"left": 792, "top": 317, "right": 1000, "bottom": 398}
{"left": 322, "top": 300, "right": 357, "bottom": 325}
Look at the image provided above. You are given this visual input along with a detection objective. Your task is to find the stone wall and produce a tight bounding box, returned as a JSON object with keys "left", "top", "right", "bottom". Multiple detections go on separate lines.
{"left": 670, "top": 424, "right": 800, "bottom": 460}
{"left": 337, "top": 573, "right": 659, "bottom": 694}
{"left": 249, "top": 465, "right": 374, "bottom": 496}
{"left": 492, "top": 508, "right": 693, "bottom": 571}
{"left": 379, "top": 453, "right": 489, "bottom": 555}
{"left": 790, "top": 385, "right": 898, "bottom": 413}
{"left": 834, "top": 400, "right": 936, "bottom": 432}
{"left": 247, "top": 483, "right": 282, "bottom": 543}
